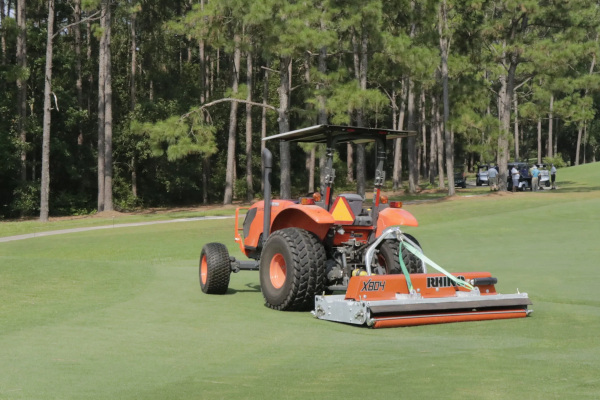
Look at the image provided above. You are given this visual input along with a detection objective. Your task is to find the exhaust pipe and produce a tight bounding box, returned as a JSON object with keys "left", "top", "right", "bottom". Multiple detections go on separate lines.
{"left": 262, "top": 148, "right": 273, "bottom": 246}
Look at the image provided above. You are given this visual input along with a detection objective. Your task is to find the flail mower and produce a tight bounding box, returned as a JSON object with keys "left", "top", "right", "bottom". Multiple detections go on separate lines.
{"left": 199, "top": 125, "right": 532, "bottom": 328}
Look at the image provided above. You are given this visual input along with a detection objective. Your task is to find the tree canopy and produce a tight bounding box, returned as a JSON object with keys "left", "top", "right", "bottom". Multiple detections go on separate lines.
{"left": 1, "top": 0, "right": 599, "bottom": 219}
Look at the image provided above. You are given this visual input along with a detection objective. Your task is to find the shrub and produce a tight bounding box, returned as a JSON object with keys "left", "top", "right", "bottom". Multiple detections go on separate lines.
{"left": 11, "top": 182, "right": 40, "bottom": 217}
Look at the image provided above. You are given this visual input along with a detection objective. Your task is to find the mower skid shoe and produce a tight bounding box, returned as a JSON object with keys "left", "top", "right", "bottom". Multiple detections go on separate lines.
{"left": 312, "top": 273, "right": 532, "bottom": 328}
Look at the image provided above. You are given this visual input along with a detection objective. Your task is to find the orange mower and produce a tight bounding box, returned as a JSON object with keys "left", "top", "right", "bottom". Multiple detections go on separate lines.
{"left": 199, "top": 125, "right": 532, "bottom": 328}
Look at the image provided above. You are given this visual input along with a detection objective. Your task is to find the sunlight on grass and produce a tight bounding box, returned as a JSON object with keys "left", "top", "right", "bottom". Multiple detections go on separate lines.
{"left": 1, "top": 162, "right": 599, "bottom": 399}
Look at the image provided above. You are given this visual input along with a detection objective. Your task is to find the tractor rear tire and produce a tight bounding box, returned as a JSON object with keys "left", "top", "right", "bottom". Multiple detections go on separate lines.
{"left": 259, "top": 228, "right": 325, "bottom": 311}
{"left": 377, "top": 234, "right": 425, "bottom": 275}
{"left": 199, "top": 243, "right": 231, "bottom": 294}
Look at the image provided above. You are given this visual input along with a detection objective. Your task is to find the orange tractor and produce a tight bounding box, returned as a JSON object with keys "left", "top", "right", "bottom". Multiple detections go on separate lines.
{"left": 200, "top": 125, "right": 532, "bottom": 328}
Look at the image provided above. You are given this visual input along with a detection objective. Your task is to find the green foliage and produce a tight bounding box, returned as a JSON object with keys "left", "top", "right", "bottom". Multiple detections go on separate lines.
{"left": 11, "top": 182, "right": 40, "bottom": 217}
{"left": 50, "top": 190, "right": 95, "bottom": 216}
{"left": 113, "top": 186, "right": 142, "bottom": 212}
{"left": 3, "top": 0, "right": 600, "bottom": 218}
{"left": 327, "top": 82, "right": 389, "bottom": 125}
{"left": 543, "top": 154, "right": 567, "bottom": 168}
{"left": 233, "top": 177, "right": 248, "bottom": 200}
{"left": 131, "top": 114, "right": 217, "bottom": 162}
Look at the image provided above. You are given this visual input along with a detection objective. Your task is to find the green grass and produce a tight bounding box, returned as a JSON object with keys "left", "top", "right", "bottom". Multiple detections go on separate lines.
{"left": 1, "top": 163, "right": 600, "bottom": 399}
{"left": 0, "top": 208, "right": 238, "bottom": 238}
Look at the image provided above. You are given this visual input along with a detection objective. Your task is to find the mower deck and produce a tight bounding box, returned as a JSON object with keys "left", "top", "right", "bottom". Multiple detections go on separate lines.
{"left": 313, "top": 272, "right": 532, "bottom": 328}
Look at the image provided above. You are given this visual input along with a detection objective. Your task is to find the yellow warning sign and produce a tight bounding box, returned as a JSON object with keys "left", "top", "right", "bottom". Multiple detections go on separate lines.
{"left": 331, "top": 196, "right": 355, "bottom": 224}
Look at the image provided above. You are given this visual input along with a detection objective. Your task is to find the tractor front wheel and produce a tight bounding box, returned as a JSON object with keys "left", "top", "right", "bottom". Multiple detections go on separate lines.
{"left": 377, "top": 234, "right": 425, "bottom": 275}
{"left": 259, "top": 228, "right": 326, "bottom": 311}
{"left": 199, "top": 243, "right": 231, "bottom": 294}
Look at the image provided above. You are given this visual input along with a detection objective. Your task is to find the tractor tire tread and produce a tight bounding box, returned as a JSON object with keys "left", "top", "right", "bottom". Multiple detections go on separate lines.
{"left": 378, "top": 235, "right": 425, "bottom": 275}
{"left": 298, "top": 229, "right": 327, "bottom": 308}
{"left": 200, "top": 242, "right": 231, "bottom": 295}
{"left": 261, "top": 228, "right": 321, "bottom": 311}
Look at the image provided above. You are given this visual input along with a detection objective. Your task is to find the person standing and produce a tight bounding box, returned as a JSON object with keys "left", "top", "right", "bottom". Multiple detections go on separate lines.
{"left": 488, "top": 165, "right": 498, "bottom": 191}
{"left": 531, "top": 164, "right": 540, "bottom": 192}
{"left": 551, "top": 164, "right": 557, "bottom": 189}
{"left": 511, "top": 165, "right": 520, "bottom": 192}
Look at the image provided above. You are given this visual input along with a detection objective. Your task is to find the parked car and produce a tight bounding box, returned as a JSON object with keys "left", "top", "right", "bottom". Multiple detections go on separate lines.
{"left": 476, "top": 164, "right": 490, "bottom": 186}
{"left": 454, "top": 169, "right": 467, "bottom": 188}
{"left": 507, "top": 162, "right": 532, "bottom": 191}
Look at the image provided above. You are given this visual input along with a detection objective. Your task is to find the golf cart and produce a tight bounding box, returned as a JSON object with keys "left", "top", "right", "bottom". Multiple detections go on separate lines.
{"left": 537, "top": 164, "right": 550, "bottom": 188}
{"left": 476, "top": 164, "right": 490, "bottom": 186}
{"left": 454, "top": 168, "right": 467, "bottom": 188}
{"left": 507, "top": 162, "right": 532, "bottom": 191}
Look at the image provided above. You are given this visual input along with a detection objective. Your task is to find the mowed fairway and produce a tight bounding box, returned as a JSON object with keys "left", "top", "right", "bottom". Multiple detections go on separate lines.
{"left": 1, "top": 164, "right": 600, "bottom": 399}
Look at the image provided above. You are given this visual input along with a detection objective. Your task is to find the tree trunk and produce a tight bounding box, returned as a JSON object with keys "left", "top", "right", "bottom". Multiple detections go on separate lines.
{"left": 132, "top": 155, "right": 138, "bottom": 198}
{"left": 303, "top": 53, "right": 316, "bottom": 194}
{"left": 0, "top": 0, "right": 6, "bottom": 66}
{"left": 547, "top": 94, "right": 554, "bottom": 158}
{"left": 86, "top": 17, "right": 93, "bottom": 113}
{"left": 420, "top": 89, "right": 427, "bottom": 179}
{"left": 514, "top": 93, "right": 519, "bottom": 161}
{"left": 223, "top": 34, "right": 241, "bottom": 205}
{"left": 16, "top": 0, "right": 27, "bottom": 182}
{"left": 308, "top": 147, "right": 315, "bottom": 193}
{"left": 97, "top": 3, "right": 107, "bottom": 212}
{"left": 129, "top": 3, "right": 138, "bottom": 198}
{"left": 355, "top": 29, "right": 368, "bottom": 198}
{"left": 496, "top": 40, "right": 516, "bottom": 191}
{"left": 392, "top": 81, "right": 407, "bottom": 190}
{"left": 575, "top": 124, "right": 582, "bottom": 166}
{"left": 75, "top": 0, "right": 83, "bottom": 146}
{"left": 583, "top": 122, "right": 588, "bottom": 164}
{"left": 439, "top": 0, "right": 454, "bottom": 195}
{"left": 407, "top": 4, "right": 418, "bottom": 194}
{"left": 554, "top": 119, "right": 558, "bottom": 157}
{"left": 317, "top": 45, "right": 328, "bottom": 191}
{"left": 245, "top": 50, "right": 254, "bottom": 202}
{"left": 260, "top": 65, "right": 268, "bottom": 192}
{"left": 434, "top": 94, "right": 445, "bottom": 189}
{"left": 130, "top": 5, "right": 137, "bottom": 111}
{"left": 278, "top": 56, "right": 292, "bottom": 199}
{"left": 429, "top": 93, "right": 437, "bottom": 185}
{"left": 537, "top": 117, "right": 542, "bottom": 164}
{"left": 348, "top": 29, "right": 360, "bottom": 185}
{"left": 199, "top": 40, "right": 206, "bottom": 102}
{"left": 346, "top": 144, "right": 354, "bottom": 183}
{"left": 202, "top": 156, "right": 209, "bottom": 204}
{"left": 407, "top": 78, "right": 418, "bottom": 194}
{"left": 103, "top": 1, "right": 113, "bottom": 211}
{"left": 40, "top": 0, "right": 55, "bottom": 222}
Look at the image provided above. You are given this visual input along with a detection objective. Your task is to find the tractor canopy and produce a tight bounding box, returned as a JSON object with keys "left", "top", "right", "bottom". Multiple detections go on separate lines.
{"left": 232, "top": 125, "right": 419, "bottom": 259}
{"left": 261, "top": 124, "right": 414, "bottom": 145}
{"left": 262, "top": 125, "right": 415, "bottom": 213}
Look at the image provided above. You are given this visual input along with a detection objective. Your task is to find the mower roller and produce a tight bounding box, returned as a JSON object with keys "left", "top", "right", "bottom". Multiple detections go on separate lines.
{"left": 199, "top": 125, "right": 532, "bottom": 328}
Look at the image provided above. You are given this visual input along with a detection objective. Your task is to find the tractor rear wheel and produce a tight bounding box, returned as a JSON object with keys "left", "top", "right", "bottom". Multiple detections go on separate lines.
{"left": 259, "top": 228, "right": 326, "bottom": 311}
{"left": 199, "top": 243, "right": 231, "bottom": 294}
{"left": 377, "top": 234, "right": 425, "bottom": 275}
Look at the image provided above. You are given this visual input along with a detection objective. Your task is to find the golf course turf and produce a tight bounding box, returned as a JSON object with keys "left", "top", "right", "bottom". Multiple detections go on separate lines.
{"left": 1, "top": 163, "right": 599, "bottom": 399}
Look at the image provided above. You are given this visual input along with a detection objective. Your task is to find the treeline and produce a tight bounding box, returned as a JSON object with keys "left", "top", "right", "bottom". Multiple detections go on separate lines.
{"left": 1, "top": 0, "right": 599, "bottom": 220}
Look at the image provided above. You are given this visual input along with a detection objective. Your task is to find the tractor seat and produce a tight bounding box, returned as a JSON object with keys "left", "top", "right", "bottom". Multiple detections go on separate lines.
{"left": 337, "top": 193, "right": 372, "bottom": 226}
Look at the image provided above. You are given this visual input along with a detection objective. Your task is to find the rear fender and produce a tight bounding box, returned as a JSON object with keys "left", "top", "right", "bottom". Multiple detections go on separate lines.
{"left": 271, "top": 205, "right": 335, "bottom": 240}
{"left": 375, "top": 207, "right": 418, "bottom": 237}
